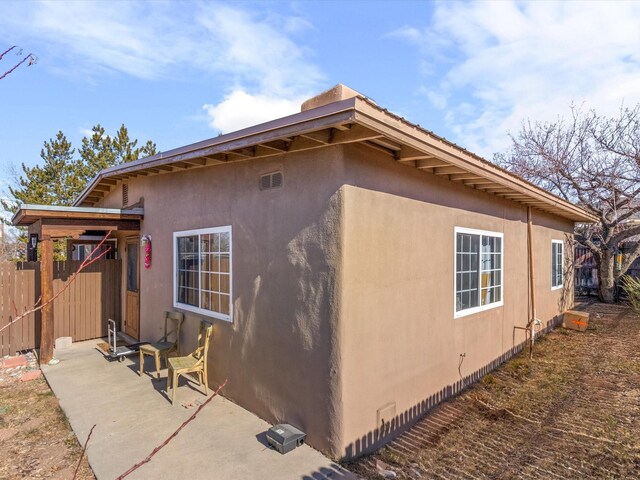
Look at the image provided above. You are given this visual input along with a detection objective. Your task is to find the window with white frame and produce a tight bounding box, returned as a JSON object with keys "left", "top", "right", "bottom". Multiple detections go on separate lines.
{"left": 455, "top": 228, "right": 503, "bottom": 316}
{"left": 551, "top": 240, "right": 563, "bottom": 289}
{"left": 174, "top": 226, "right": 232, "bottom": 321}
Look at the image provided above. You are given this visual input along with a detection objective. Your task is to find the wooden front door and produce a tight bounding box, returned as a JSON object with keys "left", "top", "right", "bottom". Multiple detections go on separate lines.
{"left": 125, "top": 238, "right": 140, "bottom": 339}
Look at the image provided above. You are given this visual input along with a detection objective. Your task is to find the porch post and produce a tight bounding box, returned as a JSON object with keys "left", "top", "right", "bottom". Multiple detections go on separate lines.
{"left": 40, "top": 235, "right": 54, "bottom": 364}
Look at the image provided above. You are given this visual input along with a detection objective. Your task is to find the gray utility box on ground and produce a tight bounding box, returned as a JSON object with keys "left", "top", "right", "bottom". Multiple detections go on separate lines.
{"left": 266, "top": 424, "right": 306, "bottom": 454}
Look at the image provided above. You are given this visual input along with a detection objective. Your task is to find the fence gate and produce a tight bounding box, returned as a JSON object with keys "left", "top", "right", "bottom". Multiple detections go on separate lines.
{"left": 0, "top": 259, "right": 121, "bottom": 357}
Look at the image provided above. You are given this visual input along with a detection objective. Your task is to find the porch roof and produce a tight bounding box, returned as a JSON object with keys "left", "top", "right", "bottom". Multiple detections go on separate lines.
{"left": 11, "top": 204, "right": 143, "bottom": 239}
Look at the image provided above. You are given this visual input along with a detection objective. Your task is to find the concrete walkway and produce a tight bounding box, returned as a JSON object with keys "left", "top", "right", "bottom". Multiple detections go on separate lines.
{"left": 42, "top": 339, "right": 357, "bottom": 480}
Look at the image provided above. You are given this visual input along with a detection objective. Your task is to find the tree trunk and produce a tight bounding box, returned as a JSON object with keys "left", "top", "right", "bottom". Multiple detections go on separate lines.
{"left": 597, "top": 253, "right": 616, "bottom": 303}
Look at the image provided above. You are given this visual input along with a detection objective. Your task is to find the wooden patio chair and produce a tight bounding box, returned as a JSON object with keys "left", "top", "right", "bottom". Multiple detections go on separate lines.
{"left": 138, "top": 311, "right": 184, "bottom": 379}
{"left": 166, "top": 320, "right": 213, "bottom": 405}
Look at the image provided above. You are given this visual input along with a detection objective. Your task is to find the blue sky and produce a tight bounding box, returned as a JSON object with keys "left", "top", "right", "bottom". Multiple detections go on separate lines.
{"left": 2, "top": 0, "right": 640, "bottom": 210}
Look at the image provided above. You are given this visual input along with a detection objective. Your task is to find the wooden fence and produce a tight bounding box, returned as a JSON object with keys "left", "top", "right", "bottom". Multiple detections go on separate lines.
{"left": 0, "top": 260, "right": 121, "bottom": 356}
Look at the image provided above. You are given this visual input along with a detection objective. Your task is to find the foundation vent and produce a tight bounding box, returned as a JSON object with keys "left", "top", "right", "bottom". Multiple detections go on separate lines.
{"left": 122, "top": 183, "right": 129, "bottom": 206}
{"left": 260, "top": 171, "right": 283, "bottom": 191}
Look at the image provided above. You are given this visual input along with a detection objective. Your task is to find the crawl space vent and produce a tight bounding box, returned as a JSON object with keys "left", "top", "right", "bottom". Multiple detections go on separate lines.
{"left": 260, "top": 171, "right": 283, "bottom": 191}
{"left": 122, "top": 183, "right": 129, "bottom": 207}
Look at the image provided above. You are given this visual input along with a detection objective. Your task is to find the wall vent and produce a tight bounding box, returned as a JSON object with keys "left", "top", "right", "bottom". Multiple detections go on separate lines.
{"left": 122, "top": 183, "right": 129, "bottom": 207}
{"left": 260, "top": 171, "right": 283, "bottom": 191}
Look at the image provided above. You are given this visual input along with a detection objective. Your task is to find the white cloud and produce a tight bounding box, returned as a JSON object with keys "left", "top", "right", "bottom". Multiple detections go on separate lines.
{"left": 203, "top": 90, "right": 304, "bottom": 133}
{"left": 396, "top": 0, "right": 640, "bottom": 157}
{"left": 78, "top": 128, "right": 95, "bottom": 138}
{"left": 2, "top": 1, "right": 324, "bottom": 133}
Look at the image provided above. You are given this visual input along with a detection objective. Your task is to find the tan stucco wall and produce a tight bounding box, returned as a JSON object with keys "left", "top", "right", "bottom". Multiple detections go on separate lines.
{"left": 338, "top": 144, "right": 574, "bottom": 458}
{"left": 97, "top": 148, "right": 347, "bottom": 457}
{"left": 95, "top": 143, "right": 575, "bottom": 459}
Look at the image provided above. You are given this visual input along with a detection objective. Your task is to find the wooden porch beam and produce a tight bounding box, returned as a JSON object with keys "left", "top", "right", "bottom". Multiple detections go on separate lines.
{"left": 40, "top": 235, "right": 54, "bottom": 364}
{"left": 41, "top": 218, "right": 140, "bottom": 231}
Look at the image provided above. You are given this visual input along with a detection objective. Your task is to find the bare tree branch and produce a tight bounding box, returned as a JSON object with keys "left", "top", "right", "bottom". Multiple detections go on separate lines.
{"left": 496, "top": 104, "right": 640, "bottom": 302}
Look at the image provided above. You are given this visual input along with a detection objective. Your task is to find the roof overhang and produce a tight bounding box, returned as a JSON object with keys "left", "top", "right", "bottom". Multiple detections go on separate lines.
{"left": 12, "top": 204, "right": 143, "bottom": 239}
{"left": 73, "top": 96, "right": 596, "bottom": 223}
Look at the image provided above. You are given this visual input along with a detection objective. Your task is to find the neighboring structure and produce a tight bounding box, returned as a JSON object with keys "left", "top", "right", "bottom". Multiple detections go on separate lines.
{"left": 13, "top": 85, "right": 594, "bottom": 459}
{"left": 575, "top": 240, "right": 640, "bottom": 296}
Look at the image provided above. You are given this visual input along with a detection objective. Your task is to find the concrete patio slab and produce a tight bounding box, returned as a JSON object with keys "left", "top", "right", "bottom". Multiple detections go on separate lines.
{"left": 42, "top": 339, "right": 358, "bottom": 480}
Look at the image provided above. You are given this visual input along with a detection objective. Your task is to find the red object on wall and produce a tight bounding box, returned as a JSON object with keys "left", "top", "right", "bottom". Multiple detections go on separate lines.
{"left": 142, "top": 235, "right": 152, "bottom": 269}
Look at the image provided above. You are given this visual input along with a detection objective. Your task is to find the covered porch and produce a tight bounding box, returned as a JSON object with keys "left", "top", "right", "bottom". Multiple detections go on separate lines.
{"left": 11, "top": 204, "right": 143, "bottom": 363}
{"left": 41, "top": 338, "right": 355, "bottom": 480}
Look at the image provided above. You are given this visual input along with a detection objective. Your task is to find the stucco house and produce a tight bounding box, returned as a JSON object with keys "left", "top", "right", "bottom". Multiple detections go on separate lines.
{"left": 13, "top": 85, "right": 594, "bottom": 459}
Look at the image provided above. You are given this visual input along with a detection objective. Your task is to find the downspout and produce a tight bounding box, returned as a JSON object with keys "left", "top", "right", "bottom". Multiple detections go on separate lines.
{"left": 527, "top": 206, "right": 537, "bottom": 358}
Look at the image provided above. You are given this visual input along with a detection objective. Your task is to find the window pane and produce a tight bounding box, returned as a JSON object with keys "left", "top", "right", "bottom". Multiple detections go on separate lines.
{"left": 219, "top": 254, "right": 230, "bottom": 273}
{"left": 211, "top": 273, "right": 220, "bottom": 292}
{"left": 212, "top": 233, "right": 220, "bottom": 252}
{"left": 455, "top": 232, "right": 481, "bottom": 312}
{"left": 470, "top": 271, "right": 478, "bottom": 289}
{"left": 176, "top": 228, "right": 231, "bottom": 318}
{"left": 201, "top": 291, "right": 210, "bottom": 310}
{"left": 211, "top": 294, "right": 220, "bottom": 313}
{"left": 220, "top": 232, "right": 230, "bottom": 252}
{"left": 127, "top": 243, "right": 138, "bottom": 292}
{"left": 220, "top": 294, "right": 230, "bottom": 315}
{"left": 470, "top": 289, "right": 478, "bottom": 308}
{"left": 220, "top": 274, "right": 230, "bottom": 295}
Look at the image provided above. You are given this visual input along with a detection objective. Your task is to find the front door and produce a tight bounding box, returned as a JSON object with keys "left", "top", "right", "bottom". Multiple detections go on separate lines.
{"left": 125, "top": 238, "right": 140, "bottom": 339}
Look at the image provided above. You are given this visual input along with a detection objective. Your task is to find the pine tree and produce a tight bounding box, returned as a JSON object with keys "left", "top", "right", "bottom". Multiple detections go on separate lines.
{"left": 3, "top": 124, "right": 156, "bottom": 213}
{"left": 1, "top": 131, "right": 76, "bottom": 209}
{"left": 2, "top": 124, "right": 156, "bottom": 259}
{"left": 76, "top": 124, "right": 157, "bottom": 186}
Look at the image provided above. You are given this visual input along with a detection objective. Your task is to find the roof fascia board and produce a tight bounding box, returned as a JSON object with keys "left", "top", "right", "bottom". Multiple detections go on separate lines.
{"left": 352, "top": 98, "right": 596, "bottom": 222}
{"left": 12, "top": 204, "right": 144, "bottom": 226}
{"left": 74, "top": 99, "right": 359, "bottom": 206}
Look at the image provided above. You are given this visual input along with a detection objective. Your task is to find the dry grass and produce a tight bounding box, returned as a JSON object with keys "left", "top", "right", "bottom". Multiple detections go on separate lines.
{"left": 0, "top": 375, "right": 94, "bottom": 479}
{"left": 348, "top": 301, "right": 640, "bottom": 479}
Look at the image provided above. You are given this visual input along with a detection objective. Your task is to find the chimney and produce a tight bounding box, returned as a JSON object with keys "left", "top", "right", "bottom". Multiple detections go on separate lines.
{"left": 301, "top": 84, "right": 366, "bottom": 112}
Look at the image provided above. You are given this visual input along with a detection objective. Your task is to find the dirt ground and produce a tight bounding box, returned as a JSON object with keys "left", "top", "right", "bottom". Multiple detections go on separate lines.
{"left": 348, "top": 301, "right": 640, "bottom": 479}
{"left": 0, "top": 359, "right": 94, "bottom": 479}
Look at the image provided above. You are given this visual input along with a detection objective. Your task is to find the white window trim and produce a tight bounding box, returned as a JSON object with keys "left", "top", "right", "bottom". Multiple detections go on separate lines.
{"left": 454, "top": 227, "right": 504, "bottom": 319}
{"left": 551, "top": 239, "right": 564, "bottom": 291}
{"left": 173, "top": 226, "right": 233, "bottom": 322}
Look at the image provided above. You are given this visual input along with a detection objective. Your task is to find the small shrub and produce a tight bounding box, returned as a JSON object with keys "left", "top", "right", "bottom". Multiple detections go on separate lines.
{"left": 505, "top": 358, "right": 531, "bottom": 379}
{"left": 481, "top": 374, "right": 497, "bottom": 386}
{"left": 621, "top": 275, "right": 640, "bottom": 313}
